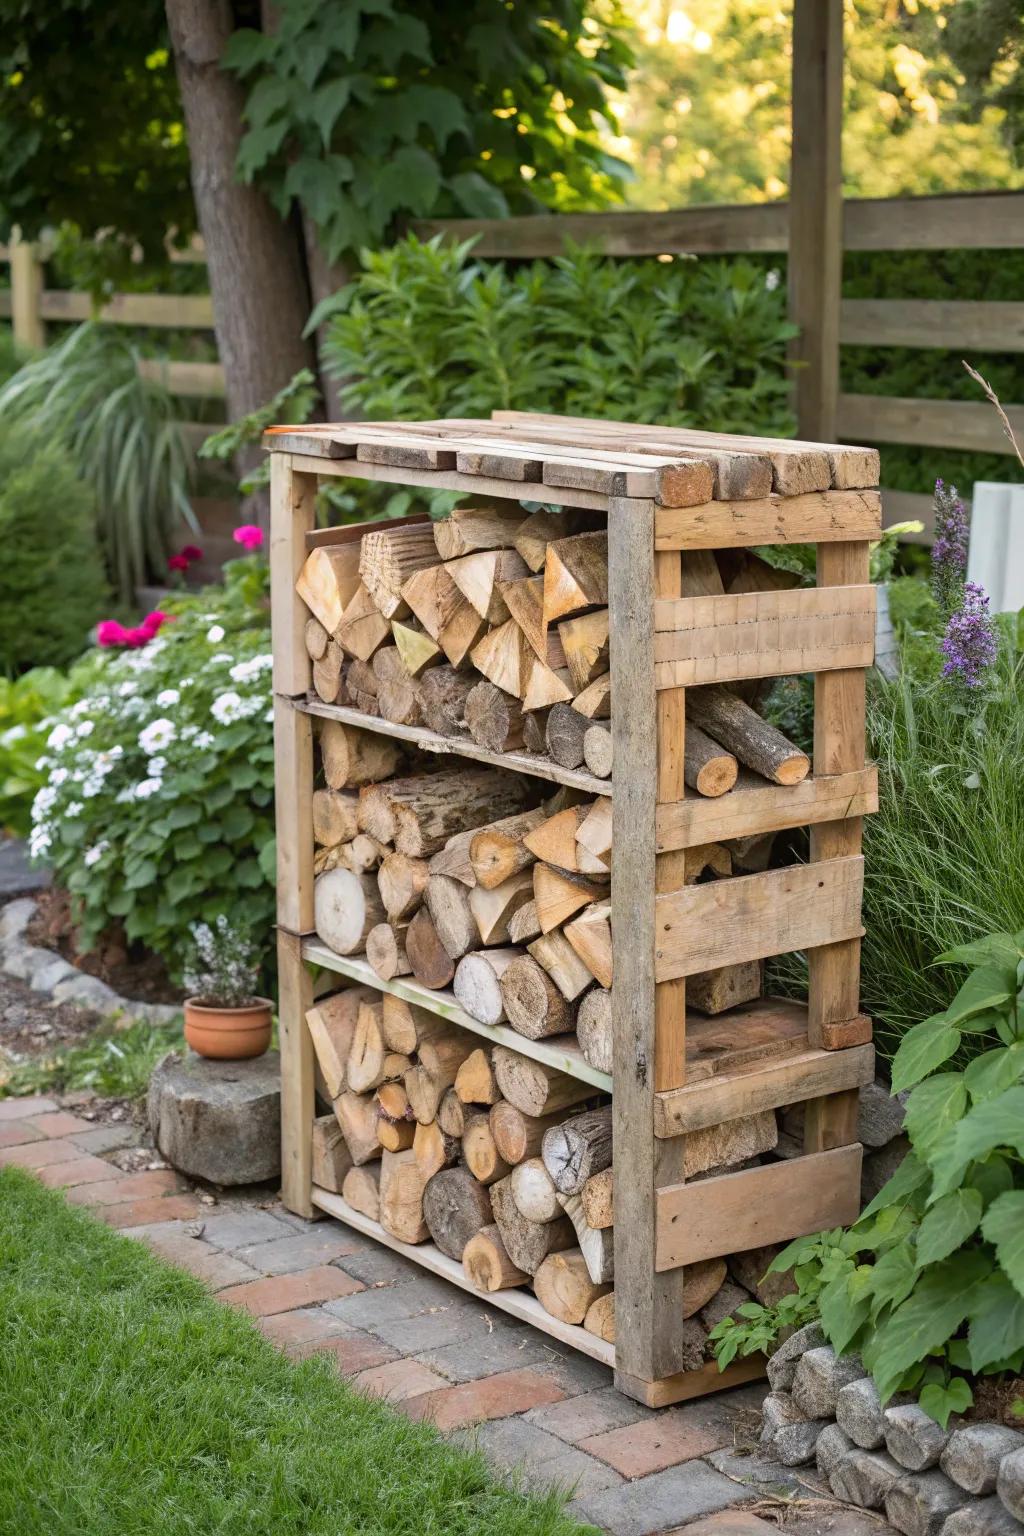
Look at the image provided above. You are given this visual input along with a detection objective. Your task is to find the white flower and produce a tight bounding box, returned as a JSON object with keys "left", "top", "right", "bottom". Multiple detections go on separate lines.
{"left": 134, "top": 778, "right": 162, "bottom": 800}
{"left": 117, "top": 681, "right": 137, "bottom": 698}
{"left": 147, "top": 756, "right": 167, "bottom": 778}
{"left": 765, "top": 268, "right": 780, "bottom": 291}
{"left": 156, "top": 688, "right": 180, "bottom": 708}
{"left": 84, "top": 841, "right": 109, "bottom": 868}
{"left": 49, "top": 767, "right": 69, "bottom": 787}
{"left": 47, "top": 723, "right": 74, "bottom": 751}
{"left": 116, "top": 785, "right": 136, "bottom": 804}
{"left": 81, "top": 777, "right": 104, "bottom": 798}
{"left": 34, "top": 756, "right": 51, "bottom": 772}
{"left": 210, "top": 691, "right": 245, "bottom": 725}
{"left": 32, "top": 786, "right": 57, "bottom": 822}
{"left": 179, "top": 677, "right": 194, "bottom": 689}
{"left": 29, "top": 829, "right": 51, "bottom": 859}
{"left": 264, "top": 709, "right": 274, "bottom": 723}
{"left": 209, "top": 652, "right": 232, "bottom": 665}
{"left": 230, "top": 653, "right": 274, "bottom": 685}
{"left": 139, "top": 718, "right": 177, "bottom": 754}
{"left": 75, "top": 719, "right": 95, "bottom": 739}
{"left": 70, "top": 700, "right": 92, "bottom": 720}
{"left": 4, "top": 724, "right": 26, "bottom": 743}
{"left": 65, "top": 800, "right": 84, "bottom": 818}
{"left": 194, "top": 731, "right": 215, "bottom": 750}
{"left": 207, "top": 624, "right": 225, "bottom": 644}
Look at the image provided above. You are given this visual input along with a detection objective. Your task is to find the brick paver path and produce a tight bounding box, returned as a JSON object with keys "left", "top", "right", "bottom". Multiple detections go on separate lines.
{"left": 0, "top": 1094, "right": 892, "bottom": 1536}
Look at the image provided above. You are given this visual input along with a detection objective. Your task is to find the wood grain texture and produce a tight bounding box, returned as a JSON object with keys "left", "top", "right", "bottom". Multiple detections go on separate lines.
{"left": 654, "top": 549, "right": 687, "bottom": 1095}
{"left": 655, "top": 1041, "right": 875, "bottom": 1137}
{"left": 278, "top": 929, "right": 316, "bottom": 1218}
{"left": 655, "top": 856, "right": 865, "bottom": 981}
{"left": 273, "top": 698, "right": 314, "bottom": 934}
{"left": 655, "top": 767, "right": 878, "bottom": 851}
{"left": 615, "top": 1355, "right": 766, "bottom": 1409}
{"left": 654, "top": 490, "right": 881, "bottom": 550}
{"left": 270, "top": 457, "right": 318, "bottom": 696}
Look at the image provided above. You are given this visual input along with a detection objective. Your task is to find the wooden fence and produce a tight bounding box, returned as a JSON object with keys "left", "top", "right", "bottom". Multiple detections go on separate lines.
{"left": 5, "top": 188, "right": 1024, "bottom": 538}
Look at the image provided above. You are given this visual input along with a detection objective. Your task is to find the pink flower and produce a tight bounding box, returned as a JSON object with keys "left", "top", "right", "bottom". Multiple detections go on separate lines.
{"left": 97, "top": 620, "right": 130, "bottom": 648}
{"left": 168, "top": 554, "right": 190, "bottom": 572}
{"left": 124, "top": 628, "right": 149, "bottom": 649}
{"left": 140, "top": 610, "right": 171, "bottom": 636}
{"left": 233, "top": 524, "right": 264, "bottom": 552}
{"left": 181, "top": 544, "right": 203, "bottom": 562}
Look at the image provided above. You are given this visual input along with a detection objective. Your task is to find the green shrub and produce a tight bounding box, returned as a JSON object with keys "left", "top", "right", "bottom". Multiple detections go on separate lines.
{"left": 29, "top": 557, "right": 275, "bottom": 977}
{"left": 0, "top": 429, "right": 108, "bottom": 674}
{"left": 0, "top": 667, "right": 77, "bottom": 836}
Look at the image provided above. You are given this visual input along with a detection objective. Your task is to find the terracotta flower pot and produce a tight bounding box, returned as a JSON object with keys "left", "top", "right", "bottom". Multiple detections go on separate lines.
{"left": 183, "top": 997, "right": 273, "bottom": 1060}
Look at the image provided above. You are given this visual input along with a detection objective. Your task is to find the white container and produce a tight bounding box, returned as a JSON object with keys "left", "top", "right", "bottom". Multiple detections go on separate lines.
{"left": 968, "top": 482, "right": 1024, "bottom": 614}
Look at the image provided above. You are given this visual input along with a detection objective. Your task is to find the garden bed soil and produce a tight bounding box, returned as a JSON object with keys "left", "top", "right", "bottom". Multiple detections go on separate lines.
{"left": 26, "top": 887, "right": 180, "bottom": 1006}
{"left": 968, "top": 1375, "right": 1024, "bottom": 1427}
{"left": 0, "top": 971, "right": 102, "bottom": 1063}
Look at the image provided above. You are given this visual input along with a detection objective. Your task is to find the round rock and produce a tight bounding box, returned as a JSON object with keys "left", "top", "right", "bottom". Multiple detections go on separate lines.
{"left": 148, "top": 1049, "right": 281, "bottom": 1185}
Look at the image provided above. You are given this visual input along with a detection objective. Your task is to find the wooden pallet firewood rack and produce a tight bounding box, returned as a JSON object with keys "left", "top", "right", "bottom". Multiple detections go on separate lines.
{"left": 268, "top": 412, "right": 879, "bottom": 1408}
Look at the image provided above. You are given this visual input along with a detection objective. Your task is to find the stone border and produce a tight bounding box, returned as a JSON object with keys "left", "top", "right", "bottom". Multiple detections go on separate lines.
{"left": 761, "top": 1325, "right": 1024, "bottom": 1532}
{"left": 0, "top": 897, "right": 179, "bottom": 1027}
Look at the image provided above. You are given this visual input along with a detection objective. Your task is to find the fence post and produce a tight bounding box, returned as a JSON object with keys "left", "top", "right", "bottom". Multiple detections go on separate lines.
{"left": 788, "top": 0, "right": 843, "bottom": 442}
{"left": 9, "top": 229, "right": 45, "bottom": 350}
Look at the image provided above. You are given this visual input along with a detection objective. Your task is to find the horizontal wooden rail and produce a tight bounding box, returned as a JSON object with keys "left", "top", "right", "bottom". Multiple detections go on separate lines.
{"left": 841, "top": 298, "right": 1024, "bottom": 353}
{"left": 137, "top": 358, "right": 225, "bottom": 398}
{"left": 839, "top": 393, "right": 1024, "bottom": 454}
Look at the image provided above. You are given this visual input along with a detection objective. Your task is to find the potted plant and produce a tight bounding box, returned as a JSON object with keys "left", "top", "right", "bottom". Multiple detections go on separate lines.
{"left": 183, "top": 916, "right": 272, "bottom": 1060}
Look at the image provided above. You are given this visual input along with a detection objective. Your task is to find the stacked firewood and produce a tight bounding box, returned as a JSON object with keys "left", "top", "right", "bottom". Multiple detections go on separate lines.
{"left": 296, "top": 508, "right": 809, "bottom": 790}
{"left": 309, "top": 1011, "right": 779, "bottom": 1348}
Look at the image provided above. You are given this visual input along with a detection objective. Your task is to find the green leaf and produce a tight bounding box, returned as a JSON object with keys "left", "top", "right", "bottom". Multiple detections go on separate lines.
{"left": 222, "top": 27, "right": 274, "bottom": 74}
{"left": 982, "top": 1191, "right": 1024, "bottom": 1298}
{"left": 167, "top": 802, "right": 201, "bottom": 830}
{"left": 968, "top": 1272, "right": 1024, "bottom": 1370}
{"left": 919, "top": 1377, "right": 974, "bottom": 1429}
{"left": 916, "top": 1188, "right": 983, "bottom": 1268}
{"left": 944, "top": 963, "right": 1015, "bottom": 1026}
{"left": 220, "top": 805, "right": 255, "bottom": 841}
{"left": 257, "top": 838, "right": 277, "bottom": 883}
{"left": 863, "top": 1250, "right": 991, "bottom": 1402}
{"left": 366, "top": 146, "right": 441, "bottom": 230}
{"left": 905, "top": 1073, "right": 967, "bottom": 1162}
{"left": 971, "top": 1154, "right": 1015, "bottom": 1206}
{"left": 865, "top": 1242, "right": 918, "bottom": 1320}
{"left": 819, "top": 1266, "right": 871, "bottom": 1354}
{"left": 858, "top": 1150, "right": 929, "bottom": 1222}
{"left": 308, "top": 79, "right": 353, "bottom": 148}
{"left": 891, "top": 1016, "right": 961, "bottom": 1093}
{"left": 965, "top": 1045, "right": 1024, "bottom": 1102}
{"left": 932, "top": 1088, "right": 1024, "bottom": 1199}
{"left": 936, "top": 933, "right": 1021, "bottom": 969}
{"left": 449, "top": 171, "right": 510, "bottom": 220}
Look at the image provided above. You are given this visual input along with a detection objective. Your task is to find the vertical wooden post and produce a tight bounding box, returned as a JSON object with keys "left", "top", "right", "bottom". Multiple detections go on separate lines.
{"left": 270, "top": 454, "right": 318, "bottom": 699}
{"left": 789, "top": 0, "right": 843, "bottom": 441}
{"left": 609, "top": 499, "right": 689, "bottom": 1393}
{"left": 9, "top": 230, "right": 44, "bottom": 351}
{"left": 278, "top": 926, "right": 316, "bottom": 1216}
{"left": 654, "top": 550, "right": 687, "bottom": 1093}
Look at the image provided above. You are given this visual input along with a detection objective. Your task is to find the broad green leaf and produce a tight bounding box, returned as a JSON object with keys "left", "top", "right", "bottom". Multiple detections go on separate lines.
{"left": 308, "top": 79, "right": 353, "bottom": 148}
{"left": 863, "top": 1250, "right": 991, "bottom": 1402}
{"left": 944, "top": 963, "right": 1015, "bottom": 1026}
{"left": 905, "top": 1073, "right": 967, "bottom": 1162}
{"left": 935, "top": 933, "right": 1020, "bottom": 969}
{"left": 257, "top": 838, "right": 277, "bottom": 883}
{"left": 931, "top": 1088, "right": 1024, "bottom": 1200}
{"left": 222, "top": 27, "right": 273, "bottom": 73}
{"left": 915, "top": 1188, "right": 983, "bottom": 1268}
{"left": 819, "top": 1266, "right": 872, "bottom": 1354}
{"left": 865, "top": 1242, "right": 918, "bottom": 1320}
{"left": 891, "top": 1017, "right": 961, "bottom": 1093}
{"left": 858, "top": 1150, "right": 929, "bottom": 1222}
{"left": 449, "top": 171, "right": 510, "bottom": 220}
{"left": 971, "top": 1154, "right": 1015, "bottom": 1206}
{"left": 965, "top": 1045, "right": 1024, "bottom": 1102}
{"left": 366, "top": 146, "right": 441, "bottom": 230}
{"left": 968, "top": 1272, "right": 1024, "bottom": 1370}
{"left": 982, "top": 1191, "right": 1024, "bottom": 1298}
{"left": 919, "top": 1377, "right": 974, "bottom": 1429}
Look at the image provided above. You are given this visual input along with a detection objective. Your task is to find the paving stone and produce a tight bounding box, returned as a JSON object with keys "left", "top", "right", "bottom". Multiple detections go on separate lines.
{"left": 404, "top": 1368, "right": 565, "bottom": 1432}
{"left": 352, "top": 1358, "right": 452, "bottom": 1403}
{"left": 458, "top": 1418, "right": 622, "bottom": 1498}
{"left": 101, "top": 1194, "right": 203, "bottom": 1229}
{"left": 570, "top": 1459, "right": 755, "bottom": 1536}
{"left": 0, "top": 1137, "right": 88, "bottom": 1170}
{"left": 530, "top": 1350, "right": 612, "bottom": 1398}
{"left": 760, "top": 1391, "right": 827, "bottom": 1466}
{"left": 0, "top": 1093, "right": 58, "bottom": 1120}
{"left": 322, "top": 1274, "right": 472, "bottom": 1329}
{"left": 67, "top": 1124, "right": 141, "bottom": 1155}
{"left": 218, "top": 1265, "right": 364, "bottom": 1317}
{"left": 885, "top": 1404, "right": 951, "bottom": 1472}
{"left": 534, "top": 1446, "right": 624, "bottom": 1499}
{"left": 997, "top": 1446, "right": 1024, "bottom": 1522}
{"left": 765, "top": 1322, "right": 826, "bottom": 1392}
{"left": 674, "top": 1515, "right": 779, "bottom": 1535}
{"left": 0, "top": 896, "right": 37, "bottom": 938}
{"left": 857, "top": 1080, "right": 907, "bottom": 1148}
{"left": 148, "top": 1051, "right": 280, "bottom": 1185}
{"left": 192, "top": 1209, "right": 294, "bottom": 1250}
{"left": 706, "top": 1446, "right": 822, "bottom": 1498}
{"left": 942, "top": 1494, "right": 1024, "bottom": 1535}
{"left": 257, "top": 1308, "right": 357, "bottom": 1347}
{"left": 51, "top": 973, "right": 121, "bottom": 1010}
{"left": 145, "top": 1235, "right": 262, "bottom": 1290}
{"left": 417, "top": 1323, "right": 563, "bottom": 1384}
{"left": 0, "top": 1121, "right": 43, "bottom": 1148}
{"left": 816, "top": 1421, "right": 855, "bottom": 1479}
{"left": 290, "top": 1333, "right": 397, "bottom": 1377}
{"left": 828, "top": 1444, "right": 903, "bottom": 1509}
{"left": 526, "top": 1386, "right": 655, "bottom": 1444}
{"left": 66, "top": 1169, "right": 183, "bottom": 1206}
{"left": 791, "top": 1346, "right": 865, "bottom": 1418}
{"left": 124, "top": 1217, "right": 207, "bottom": 1246}
{"left": 885, "top": 1469, "right": 970, "bottom": 1535}
{"left": 36, "top": 1153, "right": 122, "bottom": 1188}
{"left": 334, "top": 1246, "right": 425, "bottom": 1287}
{"left": 234, "top": 1230, "right": 363, "bottom": 1276}
{"left": 941, "top": 1424, "right": 1024, "bottom": 1495}
{"left": 26, "top": 1110, "right": 92, "bottom": 1137}
{"left": 836, "top": 1375, "right": 886, "bottom": 1449}
{"left": 368, "top": 1305, "right": 497, "bottom": 1355}
{"left": 580, "top": 1414, "right": 730, "bottom": 1478}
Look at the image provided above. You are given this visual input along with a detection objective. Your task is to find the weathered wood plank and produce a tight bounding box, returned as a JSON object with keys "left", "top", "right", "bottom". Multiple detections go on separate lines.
{"left": 841, "top": 299, "right": 1024, "bottom": 353}
{"left": 655, "top": 767, "right": 878, "bottom": 850}
{"left": 655, "top": 1042, "right": 875, "bottom": 1137}
{"left": 654, "top": 490, "right": 881, "bottom": 549}
{"left": 270, "top": 457, "right": 319, "bottom": 696}
{"left": 273, "top": 699, "right": 314, "bottom": 935}
{"left": 278, "top": 928, "right": 316, "bottom": 1218}
{"left": 838, "top": 394, "right": 1024, "bottom": 456}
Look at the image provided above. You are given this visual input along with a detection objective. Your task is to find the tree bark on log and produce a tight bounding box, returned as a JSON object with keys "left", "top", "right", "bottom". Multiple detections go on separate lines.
{"left": 684, "top": 724, "right": 739, "bottom": 798}
{"left": 558, "top": 1192, "right": 614, "bottom": 1284}
{"left": 377, "top": 852, "right": 429, "bottom": 923}
{"left": 452, "top": 948, "right": 518, "bottom": 1026}
{"left": 686, "top": 686, "right": 810, "bottom": 786}
{"left": 490, "top": 1176, "right": 575, "bottom": 1276}
{"left": 365, "top": 922, "right": 411, "bottom": 982}
{"left": 380, "top": 993, "right": 449, "bottom": 1055}
{"left": 417, "top": 665, "right": 476, "bottom": 738}
{"left": 576, "top": 988, "right": 612, "bottom": 1074}
{"left": 529, "top": 929, "right": 596, "bottom": 1000}
{"left": 421, "top": 1165, "right": 492, "bottom": 1260}
{"left": 320, "top": 721, "right": 402, "bottom": 790}
{"left": 461, "top": 1111, "right": 511, "bottom": 1186}
{"left": 425, "top": 873, "right": 477, "bottom": 961}
{"left": 522, "top": 708, "right": 551, "bottom": 755}
{"left": 305, "top": 987, "right": 373, "bottom": 1100}
{"left": 405, "top": 906, "right": 455, "bottom": 989}
{"left": 312, "top": 641, "right": 346, "bottom": 705}
{"left": 542, "top": 1107, "right": 613, "bottom": 1194}
{"left": 436, "top": 1085, "right": 466, "bottom": 1139}
{"left": 386, "top": 768, "right": 533, "bottom": 858}
{"left": 492, "top": 1046, "right": 594, "bottom": 1118}
{"left": 434, "top": 505, "right": 523, "bottom": 560}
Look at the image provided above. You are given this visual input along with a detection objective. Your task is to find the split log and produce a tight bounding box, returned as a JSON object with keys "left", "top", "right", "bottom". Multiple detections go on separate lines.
{"left": 462, "top": 1111, "right": 511, "bottom": 1186}
{"left": 403, "top": 1067, "right": 444, "bottom": 1127}
{"left": 376, "top": 674, "right": 422, "bottom": 727}
{"left": 684, "top": 842, "right": 732, "bottom": 881}
{"left": 685, "top": 724, "right": 739, "bottom": 798}
{"left": 582, "top": 1291, "right": 615, "bottom": 1344}
{"left": 311, "top": 1114, "right": 352, "bottom": 1194}
{"left": 499, "top": 955, "right": 574, "bottom": 1039}
{"left": 521, "top": 659, "right": 572, "bottom": 710}
{"left": 305, "top": 987, "right": 373, "bottom": 1099}
{"left": 542, "top": 1107, "right": 613, "bottom": 1194}
{"left": 687, "top": 686, "right": 810, "bottom": 786}
{"left": 515, "top": 510, "right": 572, "bottom": 572}
{"left": 452, "top": 948, "right": 518, "bottom": 1025}
{"left": 489, "top": 1100, "right": 569, "bottom": 1165}
{"left": 464, "top": 680, "right": 525, "bottom": 754}
{"left": 558, "top": 609, "right": 609, "bottom": 694}
{"left": 391, "top": 619, "right": 440, "bottom": 678}
{"left": 343, "top": 834, "right": 386, "bottom": 875}
{"left": 380, "top": 993, "right": 449, "bottom": 1055}
{"left": 561, "top": 906, "right": 611, "bottom": 991}
{"left": 510, "top": 1156, "right": 561, "bottom": 1223}
{"left": 506, "top": 900, "right": 541, "bottom": 945}
{"left": 469, "top": 807, "right": 546, "bottom": 890}
{"left": 376, "top": 1114, "right": 415, "bottom": 1153}
{"left": 582, "top": 724, "right": 612, "bottom": 779}
{"left": 359, "top": 523, "right": 439, "bottom": 619}
{"left": 572, "top": 674, "right": 611, "bottom": 721}
{"left": 425, "top": 873, "right": 477, "bottom": 961}
{"left": 468, "top": 869, "right": 534, "bottom": 945}
{"left": 375, "top": 1079, "right": 410, "bottom": 1124}
{"left": 433, "top": 504, "right": 524, "bottom": 560}
{"left": 543, "top": 531, "right": 608, "bottom": 626}
{"left": 334, "top": 1091, "right": 382, "bottom": 1166}
{"left": 336, "top": 582, "right": 391, "bottom": 660}
{"left": 312, "top": 640, "right": 346, "bottom": 704}
{"left": 315, "top": 869, "right": 386, "bottom": 956}
{"left": 422, "top": 1166, "right": 493, "bottom": 1261}
{"left": 428, "top": 828, "right": 478, "bottom": 886}
{"left": 582, "top": 1259, "right": 727, "bottom": 1344}
{"left": 436, "top": 1086, "right": 466, "bottom": 1139}
{"left": 296, "top": 544, "right": 361, "bottom": 633}
{"left": 405, "top": 906, "right": 455, "bottom": 990}
{"left": 544, "top": 703, "right": 589, "bottom": 769}
{"left": 320, "top": 721, "right": 401, "bottom": 789}
{"left": 378, "top": 1147, "right": 430, "bottom": 1244}
{"left": 454, "top": 1047, "right": 500, "bottom": 1106}
{"left": 393, "top": 768, "right": 535, "bottom": 858}
{"left": 522, "top": 708, "right": 551, "bottom": 755}
{"left": 312, "top": 788, "right": 360, "bottom": 848}
{"left": 499, "top": 574, "right": 550, "bottom": 665}
{"left": 347, "top": 1000, "right": 386, "bottom": 1093}
{"left": 686, "top": 1109, "right": 778, "bottom": 1175}
{"left": 346, "top": 658, "right": 379, "bottom": 704}
{"left": 680, "top": 548, "right": 726, "bottom": 598}
{"left": 575, "top": 797, "right": 612, "bottom": 864}
{"left": 533, "top": 1248, "right": 610, "bottom": 1325}
{"left": 492, "top": 1046, "right": 593, "bottom": 1118}
{"left": 417, "top": 665, "right": 475, "bottom": 738}
{"left": 491, "top": 1176, "right": 575, "bottom": 1276}
{"left": 463, "top": 1224, "right": 529, "bottom": 1292}
{"left": 414, "top": 1031, "right": 476, "bottom": 1112}
{"left": 523, "top": 806, "right": 608, "bottom": 877}
{"left": 377, "top": 852, "right": 429, "bottom": 923}
{"left": 528, "top": 930, "right": 595, "bottom": 1000}
{"left": 470, "top": 619, "right": 532, "bottom": 697}
{"left": 365, "top": 922, "right": 411, "bottom": 982}
{"left": 401, "top": 563, "right": 483, "bottom": 661}
{"left": 533, "top": 865, "right": 605, "bottom": 934}
{"left": 447, "top": 548, "right": 529, "bottom": 624}
{"left": 689, "top": 959, "right": 763, "bottom": 1015}
{"left": 342, "top": 1163, "right": 381, "bottom": 1221}
{"left": 580, "top": 1168, "right": 614, "bottom": 1230}
{"left": 558, "top": 1193, "right": 613, "bottom": 1285}
{"left": 412, "top": 1119, "right": 459, "bottom": 1182}
{"left": 576, "top": 988, "right": 612, "bottom": 1074}
{"left": 305, "top": 615, "right": 329, "bottom": 661}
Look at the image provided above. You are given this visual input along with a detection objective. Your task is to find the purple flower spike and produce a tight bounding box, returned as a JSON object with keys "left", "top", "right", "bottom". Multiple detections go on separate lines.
{"left": 940, "top": 581, "right": 997, "bottom": 700}
{"left": 931, "top": 478, "right": 969, "bottom": 618}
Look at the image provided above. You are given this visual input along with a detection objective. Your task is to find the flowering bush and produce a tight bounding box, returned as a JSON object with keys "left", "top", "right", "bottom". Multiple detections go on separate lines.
{"left": 184, "top": 915, "right": 263, "bottom": 1007}
{"left": 29, "top": 558, "right": 276, "bottom": 976}
{"left": 0, "top": 668, "right": 77, "bottom": 837}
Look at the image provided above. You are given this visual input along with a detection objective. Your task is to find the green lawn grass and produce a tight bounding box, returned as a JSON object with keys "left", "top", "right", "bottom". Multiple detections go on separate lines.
{"left": 0, "top": 1168, "right": 592, "bottom": 1536}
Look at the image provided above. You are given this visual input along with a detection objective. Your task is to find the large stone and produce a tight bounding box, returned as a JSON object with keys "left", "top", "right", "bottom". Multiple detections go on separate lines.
{"left": 51, "top": 971, "right": 122, "bottom": 1013}
{"left": 759, "top": 1391, "right": 828, "bottom": 1466}
{"left": 943, "top": 1495, "right": 1024, "bottom": 1535}
{"left": 942, "top": 1424, "right": 1024, "bottom": 1496}
{"left": 0, "top": 895, "right": 36, "bottom": 943}
{"left": 828, "top": 1444, "right": 903, "bottom": 1509}
{"left": 862, "top": 1136, "right": 911, "bottom": 1204}
{"left": 885, "top": 1403, "right": 952, "bottom": 1471}
{"left": 148, "top": 1049, "right": 281, "bottom": 1185}
{"left": 836, "top": 1376, "right": 885, "bottom": 1449}
{"left": 765, "top": 1321, "right": 826, "bottom": 1392}
{"left": 791, "top": 1346, "right": 865, "bottom": 1419}
{"left": 729, "top": 1244, "right": 797, "bottom": 1307}
{"left": 885, "top": 1470, "right": 970, "bottom": 1536}
{"left": 816, "top": 1422, "right": 855, "bottom": 1480}
{"left": 698, "top": 1280, "right": 751, "bottom": 1335}
{"left": 997, "top": 1446, "right": 1024, "bottom": 1523}
{"left": 857, "top": 1079, "right": 907, "bottom": 1148}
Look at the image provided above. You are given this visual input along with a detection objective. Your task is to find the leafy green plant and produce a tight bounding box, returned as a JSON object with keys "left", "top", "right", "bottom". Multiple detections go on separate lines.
{"left": 0, "top": 668, "right": 76, "bottom": 836}
{"left": 0, "top": 427, "right": 109, "bottom": 674}
{"left": 0, "top": 324, "right": 196, "bottom": 599}
{"left": 29, "top": 557, "right": 275, "bottom": 977}
{"left": 200, "top": 367, "right": 320, "bottom": 497}
{"left": 184, "top": 916, "right": 263, "bottom": 1008}
{"left": 713, "top": 929, "right": 1024, "bottom": 1427}
{"left": 0, "top": 1016, "right": 182, "bottom": 1101}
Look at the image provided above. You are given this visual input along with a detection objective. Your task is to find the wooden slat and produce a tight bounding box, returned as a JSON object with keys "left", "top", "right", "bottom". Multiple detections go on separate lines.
{"left": 278, "top": 928, "right": 316, "bottom": 1218}
{"left": 654, "top": 490, "right": 882, "bottom": 550}
{"left": 656, "top": 767, "right": 878, "bottom": 850}
{"left": 280, "top": 452, "right": 611, "bottom": 513}
{"left": 137, "top": 358, "right": 225, "bottom": 398}
{"left": 616, "top": 1356, "right": 766, "bottom": 1409}
{"left": 841, "top": 299, "right": 1024, "bottom": 353}
{"left": 653, "top": 584, "right": 875, "bottom": 687}
{"left": 301, "top": 940, "right": 612, "bottom": 1091}
{"left": 684, "top": 998, "right": 807, "bottom": 1082}
{"left": 273, "top": 699, "right": 314, "bottom": 935}
{"left": 270, "top": 457, "right": 318, "bottom": 696}
{"left": 654, "top": 549, "right": 687, "bottom": 1094}
{"left": 38, "top": 289, "right": 215, "bottom": 328}
{"left": 838, "top": 394, "right": 1024, "bottom": 455}
{"left": 654, "top": 856, "right": 865, "bottom": 981}
{"left": 655, "top": 1145, "right": 862, "bottom": 1270}
{"left": 655, "top": 1041, "right": 875, "bottom": 1137}
{"left": 311, "top": 1186, "right": 615, "bottom": 1367}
